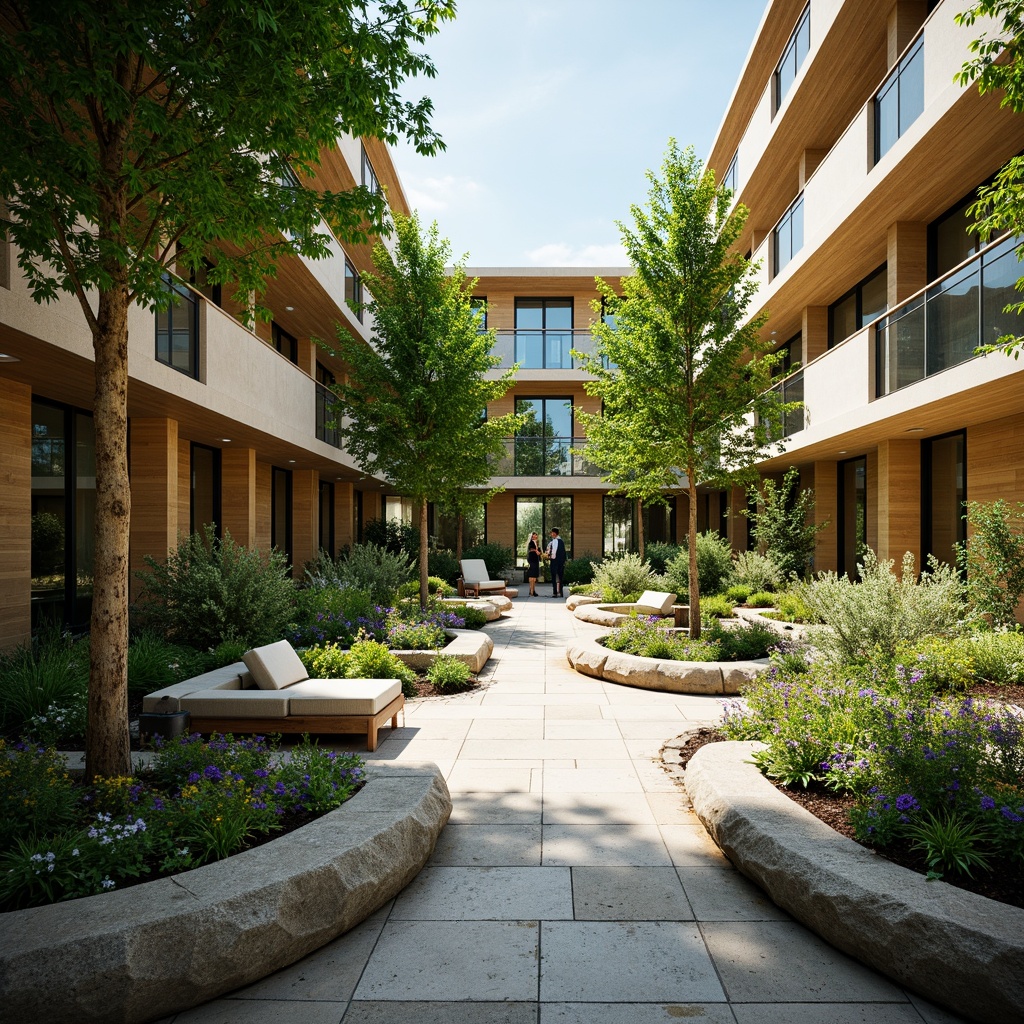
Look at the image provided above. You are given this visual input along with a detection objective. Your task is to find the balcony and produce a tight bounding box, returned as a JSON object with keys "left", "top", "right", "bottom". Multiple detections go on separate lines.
{"left": 315, "top": 381, "right": 342, "bottom": 448}
{"left": 491, "top": 330, "right": 602, "bottom": 371}
{"left": 875, "top": 235, "right": 1023, "bottom": 397}
{"left": 762, "top": 369, "right": 805, "bottom": 439}
{"left": 491, "top": 437, "right": 602, "bottom": 477}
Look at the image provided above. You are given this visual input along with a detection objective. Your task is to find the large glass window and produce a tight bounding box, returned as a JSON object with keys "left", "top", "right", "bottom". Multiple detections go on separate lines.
{"left": 772, "top": 194, "right": 804, "bottom": 278}
{"left": 271, "top": 467, "right": 292, "bottom": 566}
{"left": 923, "top": 431, "right": 966, "bottom": 569}
{"left": 875, "top": 35, "right": 924, "bottom": 162}
{"left": 361, "top": 144, "right": 380, "bottom": 196}
{"left": 603, "top": 495, "right": 636, "bottom": 557}
{"left": 829, "top": 264, "right": 888, "bottom": 347}
{"left": 190, "top": 443, "right": 221, "bottom": 536}
{"left": 774, "top": 4, "right": 810, "bottom": 113}
{"left": 471, "top": 296, "right": 487, "bottom": 332}
{"left": 644, "top": 499, "right": 677, "bottom": 545}
{"left": 838, "top": 456, "right": 867, "bottom": 579}
{"left": 515, "top": 495, "right": 572, "bottom": 566}
{"left": 155, "top": 275, "right": 199, "bottom": 378}
{"left": 272, "top": 321, "right": 298, "bottom": 364}
{"left": 31, "top": 400, "right": 95, "bottom": 629}
{"left": 514, "top": 298, "right": 573, "bottom": 369}
{"left": 722, "top": 153, "right": 738, "bottom": 195}
{"left": 928, "top": 185, "right": 994, "bottom": 280}
{"left": 345, "top": 259, "right": 363, "bottom": 322}
{"left": 514, "top": 397, "right": 573, "bottom": 476}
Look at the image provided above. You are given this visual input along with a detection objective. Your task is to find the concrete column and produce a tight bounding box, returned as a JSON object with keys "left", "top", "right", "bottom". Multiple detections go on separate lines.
{"left": 810, "top": 461, "right": 838, "bottom": 574}
{"left": 291, "top": 469, "right": 319, "bottom": 577}
{"left": 802, "top": 306, "right": 829, "bottom": 364}
{"left": 887, "top": 221, "right": 928, "bottom": 309}
{"left": 221, "top": 448, "right": 257, "bottom": 548}
{"left": 888, "top": 1, "right": 927, "bottom": 68}
{"left": 877, "top": 439, "right": 921, "bottom": 570}
{"left": 0, "top": 381, "right": 32, "bottom": 649}
{"left": 129, "top": 417, "right": 179, "bottom": 591}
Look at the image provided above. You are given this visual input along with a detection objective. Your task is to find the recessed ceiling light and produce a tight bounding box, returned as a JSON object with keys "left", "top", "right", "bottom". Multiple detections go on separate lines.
{"left": 220, "top": 438, "right": 232, "bottom": 443}
{"left": 837, "top": 450, "right": 847, "bottom": 454}
{"left": 288, "top": 459, "right": 296, "bottom": 463}
{"left": 0, "top": 353, "right": 21, "bottom": 363}
{"left": 285, "top": 305, "right": 295, "bottom": 312}
{"left": 906, "top": 427, "right": 924, "bottom": 433}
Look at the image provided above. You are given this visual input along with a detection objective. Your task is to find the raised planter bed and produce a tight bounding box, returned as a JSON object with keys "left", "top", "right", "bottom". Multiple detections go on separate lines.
{"left": 686, "top": 740, "right": 1024, "bottom": 1024}
{"left": 0, "top": 762, "right": 451, "bottom": 1024}
{"left": 391, "top": 627, "right": 493, "bottom": 673}
{"left": 438, "top": 597, "right": 503, "bottom": 621}
{"left": 565, "top": 634, "right": 768, "bottom": 695}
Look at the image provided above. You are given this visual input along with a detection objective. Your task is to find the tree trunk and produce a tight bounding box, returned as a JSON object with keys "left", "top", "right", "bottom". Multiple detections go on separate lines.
{"left": 636, "top": 498, "right": 645, "bottom": 561}
{"left": 456, "top": 513, "right": 464, "bottom": 563}
{"left": 419, "top": 498, "right": 429, "bottom": 609}
{"left": 688, "top": 478, "right": 701, "bottom": 640}
{"left": 86, "top": 281, "right": 132, "bottom": 781}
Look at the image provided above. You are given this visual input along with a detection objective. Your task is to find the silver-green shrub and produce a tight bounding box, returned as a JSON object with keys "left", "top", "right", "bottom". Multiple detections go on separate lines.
{"left": 335, "top": 543, "right": 414, "bottom": 606}
{"left": 731, "top": 550, "right": 784, "bottom": 593}
{"left": 798, "top": 549, "right": 966, "bottom": 665}
{"left": 591, "top": 552, "right": 659, "bottom": 601}
{"left": 664, "top": 532, "right": 734, "bottom": 597}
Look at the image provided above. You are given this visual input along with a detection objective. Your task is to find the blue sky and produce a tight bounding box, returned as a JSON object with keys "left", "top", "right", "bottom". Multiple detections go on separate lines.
{"left": 392, "top": 0, "right": 767, "bottom": 267}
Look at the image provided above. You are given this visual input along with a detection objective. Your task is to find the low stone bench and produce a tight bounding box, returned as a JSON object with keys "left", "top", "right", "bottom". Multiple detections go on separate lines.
{"left": 392, "top": 628, "right": 494, "bottom": 673}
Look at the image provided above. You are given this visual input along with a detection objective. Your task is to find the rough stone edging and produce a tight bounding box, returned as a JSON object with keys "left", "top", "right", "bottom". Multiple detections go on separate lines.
{"left": 392, "top": 628, "right": 494, "bottom": 672}
{"left": 0, "top": 762, "right": 451, "bottom": 1024}
{"left": 686, "top": 741, "right": 1024, "bottom": 1024}
{"left": 565, "top": 635, "right": 768, "bottom": 695}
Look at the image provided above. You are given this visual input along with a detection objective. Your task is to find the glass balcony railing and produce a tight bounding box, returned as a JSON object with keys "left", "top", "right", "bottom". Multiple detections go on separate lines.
{"left": 491, "top": 330, "right": 602, "bottom": 370}
{"left": 491, "top": 436, "right": 603, "bottom": 477}
{"left": 875, "top": 235, "right": 1024, "bottom": 398}
{"left": 761, "top": 370, "right": 805, "bottom": 439}
{"left": 315, "top": 381, "right": 342, "bottom": 448}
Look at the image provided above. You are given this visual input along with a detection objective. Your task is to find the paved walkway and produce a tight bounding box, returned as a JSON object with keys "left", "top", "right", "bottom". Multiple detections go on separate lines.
{"left": 172, "top": 597, "right": 964, "bottom": 1024}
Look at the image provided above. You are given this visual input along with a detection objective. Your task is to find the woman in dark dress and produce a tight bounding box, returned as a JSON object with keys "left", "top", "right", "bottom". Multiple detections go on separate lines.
{"left": 527, "top": 532, "right": 541, "bottom": 597}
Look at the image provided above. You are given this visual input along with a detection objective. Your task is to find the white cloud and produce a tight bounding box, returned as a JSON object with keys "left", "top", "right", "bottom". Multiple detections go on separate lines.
{"left": 406, "top": 174, "right": 485, "bottom": 214}
{"left": 524, "top": 242, "right": 628, "bottom": 267}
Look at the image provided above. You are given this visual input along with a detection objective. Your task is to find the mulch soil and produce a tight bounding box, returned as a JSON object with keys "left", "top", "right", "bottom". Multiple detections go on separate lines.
{"left": 675, "top": 727, "right": 1024, "bottom": 911}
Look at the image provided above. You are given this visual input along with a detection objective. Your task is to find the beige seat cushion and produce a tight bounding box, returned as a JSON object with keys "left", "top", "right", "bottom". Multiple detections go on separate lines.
{"left": 179, "top": 689, "right": 290, "bottom": 719}
{"left": 635, "top": 590, "right": 678, "bottom": 616}
{"left": 474, "top": 580, "right": 505, "bottom": 591}
{"left": 461, "top": 558, "right": 495, "bottom": 585}
{"left": 243, "top": 640, "right": 309, "bottom": 690}
{"left": 142, "top": 662, "right": 246, "bottom": 713}
{"left": 285, "top": 678, "right": 402, "bottom": 716}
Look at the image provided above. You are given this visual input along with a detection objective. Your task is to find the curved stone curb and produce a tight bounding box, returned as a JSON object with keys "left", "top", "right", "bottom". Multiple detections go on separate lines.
{"left": 0, "top": 763, "right": 452, "bottom": 1024}
{"left": 732, "top": 605, "right": 809, "bottom": 639}
{"left": 565, "top": 594, "right": 602, "bottom": 611}
{"left": 565, "top": 635, "right": 767, "bottom": 695}
{"left": 686, "top": 741, "right": 1024, "bottom": 1024}
{"left": 572, "top": 602, "right": 673, "bottom": 627}
{"left": 393, "top": 629, "right": 493, "bottom": 673}
{"left": 440, "top": 597, "right": 501, "bottom": 622}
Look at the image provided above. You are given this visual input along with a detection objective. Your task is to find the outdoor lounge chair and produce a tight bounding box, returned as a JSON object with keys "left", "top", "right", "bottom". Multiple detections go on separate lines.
{"left": 459, "top": 558, "right": 507, "bottom": 599}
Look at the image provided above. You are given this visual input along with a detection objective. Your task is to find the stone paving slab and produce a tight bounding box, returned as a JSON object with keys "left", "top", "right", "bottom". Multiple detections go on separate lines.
{"left": 540, "top": 1004, "right": 736, "bottom": 1024}
{"left": 344, "top": 1002, "right": 538, "bottom": 1024}
{"left": 571, "top": 866, "right": 695, "bottom": 921}
{"left": 429, "top": 823, "right": 543, "bottom": 866}
{"left": 541, "top": 824, "right": 672, "bottom": 866}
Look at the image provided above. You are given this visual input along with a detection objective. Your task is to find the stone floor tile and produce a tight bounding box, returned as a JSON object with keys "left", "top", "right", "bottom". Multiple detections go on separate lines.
{"left": 369, "top": 739, "right": 464, "bottom": 762}
{"left": 599, "top": 705, "right": 687, "bottom": 720}
{"left": 451, "top": 757, "right": 546, "bottom": 771}
{"left": 675, "top": 867, "right": 790, "bottom": 921}
{"left": 446, "top": 767, "right": 536, "bottom": 792}
{"left": 448, "top": 792, "right": 544, "bottom": 824}
{"left": 541, "top": 791, "right": 657, "bottom": 825}
{"left": 543, "top": 704, "right": 604, "bottom": 719}
{"left": 384, "top": 720, "right": 473, "bottom": 740}
{"left": 491, "top": 679, "right": 549, "bottom": 693}
{"left": 392, "top": 866, "right": 572, "bottom": 920}
{"left": 540, "top": 768, "right": 644, "bottom": 793}
{"left": 730, "top": 1004, "right": 924, "bottom": 1024}
{"left": 644, "top": 792, "right": 695, "bottom": 824}
{"left": 230, "top": 901, "right": 392, "bottom": 1001}
{"left": 343, "top": 1001, "right": 539, "bottom": 1024}
{"left": 904, "top": 992, "right": 971, "bottom": 1023}
{"left": 429, "top": 824, "right": 542, "bottom": 866}
{"left": 461, "top": 739, "right": 630, "bottom": 761}
{"left": 484, "top": 693, "right": 611, "bottom": 706}
{"left": 413, "top": 705, "right": 546, "bottom": 720}
{"left": 539, "top": 921, "right": 725, "bottom": 1002}
{"left": 173, "top": 1000, "right": 347, "bottom": 1023}
{"left": 659, "top": 824, "right": 731, "bottom": 865}
{"left": 702, "top": 921, "right": 908, "bottom": 1002}
{"left": 541, "top": 824, "right": 672, "bottom": 866}
{"left": 542, "top": 719, "right": 622, "bottom": 739}
{"left": 571, "top": 866, "right": 694, "bottom": 921}
{"left": 540, "top": 1003, "right": 736, "bottom": 1024}
{"left": 624, "top": 736, "right": 670, "bottom": 758}
{"left": 354, "top": 921, "right": 540, "bottom": 1001}
{"left": 467, "top": 719, "right": 546, "bottom": 740}
{"left": 614, "top": 719, "right": 689, "bottom": 739}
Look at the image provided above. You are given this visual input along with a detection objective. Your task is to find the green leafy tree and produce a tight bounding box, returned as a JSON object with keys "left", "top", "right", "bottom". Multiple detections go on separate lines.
{"left": 958, "top": 499, "right": 1024, "bottom": 627}
{"left": 0, "top": 0, "right": 453, "bottom": 779}
{"left": 327, "top": 213, "right": 520, "bottom": 607}
{"left": 743, "top": 466, "right": 828, "bottom": 580}
{"left": 956, "top": 2, "right": 1024, "bottom": 354}
{"left": 575, "top": 140, "right": 790, "bottom": 637}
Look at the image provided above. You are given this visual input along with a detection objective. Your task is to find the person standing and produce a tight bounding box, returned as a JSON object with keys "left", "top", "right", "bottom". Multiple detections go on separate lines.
{"left": 547, "top": 527, "right": 566, "bottom": 598}
{"left": 526, "top": 532, "right": 541, "bottom": 597}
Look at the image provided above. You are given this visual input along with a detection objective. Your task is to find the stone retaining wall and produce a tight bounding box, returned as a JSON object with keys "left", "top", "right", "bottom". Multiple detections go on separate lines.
{"left": 0, "top": 762, "right": 451, "bottom": 1024}
{"left": 686, "top": 741, "right": 1024, "bottom": 1024}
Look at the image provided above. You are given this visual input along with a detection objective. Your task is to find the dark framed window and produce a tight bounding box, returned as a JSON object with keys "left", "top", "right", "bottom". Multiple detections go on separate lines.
{"left": 828, "top": 264, "right": 888, "bottom": 347}
{"left": 927, "top": 177, "right": 999, "bottom": 280}
{"left": 644, "top": 498, "right": 677, "bottom": 545}
{"left": 278, "top": 162, "right": 302, "bottom": 242}
{"left": 775, "top": 332, "right": 802, "bottom": 375}
{"left": 838, "top": 456, "right": 867, "bottom": 578}
{"left": 30, "top": 399, "right": 96, "bottom": 630}
{"left": 188, "top": 259, "right": 222, "bottom": 308}
{"left": 774, "top": 3, "right": 810, "bottom": 114}
{"left": 190, "top": 442, "right": 221, "bottom": 536}
{"left": 271, "top": 467, "right": 293, "bottom": 567}
{"left": 345, "top": 259, "right": 363, "bottom": 322}
{"left": 354, "top": 488, "right": 364, "bottom": 544}
{"left": 514, "top": 397, "right": 573, "bottom": 476}
{"left": 922, "top": 430, "right": 966, "bottom": 569}
{"left": 514, "top": 298, "right": 574, "bottom": 368}
{"left": 874, "top": 35, "right": 924, "bottom": 163}
{"left": 722, "top": 152, "right": 738, "bottom": 195}
{"left": 603, "top": 495, "right": 636, "bottom": 557}
{"left": 515, "top": 495, "right": 573, "bottom": 566}
{"left": 361, "top": 144, "right": 380, "bottom": 196}
{"left": 471, "top": 296, "right": 487, "bottom": 332}
{"left": 155, "top": 275, "right": 199, "bottom": 378}
{"left": 772, "top": 194, "right": 804, "bottom": 278}
{"left": 319, "top": 480, "right": 335, "bottom": 556}
{"left": 272, "top": 321, "right": 298, "bottom": 364}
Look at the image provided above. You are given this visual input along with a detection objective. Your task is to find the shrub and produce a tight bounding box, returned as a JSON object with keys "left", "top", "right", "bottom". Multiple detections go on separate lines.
{"left": 426, "top": 655, "right": 474, "bottom": 693}
{"left": 664, "top": 532, "right": 734, "bottom": 598}
{"left": 771, "top": 590, "right": 816, "bottom": 623}
{"left": 725, "top": 584, "right": 752, "bottom": 604}
{"left": 445, "top": 604, "right": 488, "bottom": 629}
{"left": 364, "top": 516, "right": 419, "bottom": 556}
{"left": 208, "top": 638, "right": 250, "bottom": 667}
{"left": 745, "top": 591, "right": 776, "bottom": 608}
{"left": 426, "top": 549, "right": 461, "bottom": 586}
{"left": 603, "top": 615, "right": 775, "bottom": 663}
{"left": 299, "top": 643, "right": 351, "bottom": 679}
{"left": 345, "top": 639, "right": 417, "bottom": 698}
{"left": 291, "top": 586, "right": 379, "bottom": 647}
{"left": 700, "top": 595, "right": 735, "bottom": 619}
{"left": 799, "top": 549, "right": 966, "bottom": 665}
{"left": 335, "top": 543, "right": 413, "bottom": 607}
{"left": 744, "top": 466, "right": 827, "bottom": 579}
{"left": 592, "top": 552, "right": 659, "bottom": 602}
{"left": 126, "top": 632, "right": 209, "bottom": 694}
{"left": 896, "top": 635, "right": 975, "bottom": 693}
{"left": 967, "top": 629, "right": 1024, "bottom": 686}
{"left": 563, "top": 553, "right": 600, "bottom": 586}
{"left": 386, "top": 622, "right": 448, "bottom": 650}
{"left": 644, "top": 542, "right": 681, "bottom": 575}
{"left": 397, "top": 576, "right": 454, "bottom": 600}
{"left": 136, "top": 526, "right": 295, "bottom": 650}
{"left": 0, "top": 629, "right": 89, "bottom": 737}
{"left": 732, "top": 550, "right": 784, "bottom": 593}
{"left": 959, "top": 499, "right": 1024, "bottom": 628}
{"left": 462, "top": 542, "right": 515, "bottom": 580}
{"left": 705, "top": 619, "right": 778, "bottom": 660}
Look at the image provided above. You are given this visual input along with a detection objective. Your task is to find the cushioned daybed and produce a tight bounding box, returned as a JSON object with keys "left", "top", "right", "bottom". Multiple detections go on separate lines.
{"left": 143, "top": 641, "right": 404, "bottom": 751}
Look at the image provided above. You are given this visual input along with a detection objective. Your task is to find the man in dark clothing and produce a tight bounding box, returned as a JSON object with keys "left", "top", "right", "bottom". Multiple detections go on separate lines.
{"left": 547, "top": 527, "right": 567, "bottom": 598}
